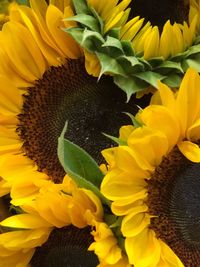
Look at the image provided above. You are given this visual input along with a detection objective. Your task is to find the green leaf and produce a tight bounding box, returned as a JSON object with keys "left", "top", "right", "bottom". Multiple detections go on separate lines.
{"left": 58, "top": 123, "right": 110, "bottom": 206}
{"left": 121, "top": 40, "right": 135, "bottom": 56}
{"left": 148, "top": 57, "right": 164, "bottom": 67}
{"left": 117, "top": 55, "right": 144, "bottom": 73}
{"left": 63, "top": 27, "right": 84, "bottom": 45}
{"left": 106, "top": 28, "right": 121, "bottom": 39}
{"left": 186, "top": 43, "right": 200, "bottom": 57}
{"left": 182, "top": 56, "right": 200, "bottom": 72}
{"left": 103, "top": 133, "right": 127, "bottom": 146}
{"left": 72, "top": 0, "right": 91, "bottom": 15}
{"left": 114, "top": 75, "right": 148, "bottom": 102}
{"left": 133, "top": 71, "right": 166, "bottom": 89}
{"left": 103, "top": 36, "right": 124, "bottom": 52}
{"left": 154, "top": 61, "right": 183, "bottom": 74}
{"left": 89, "top": 6, "right": 104, "bottom": 34}
{"left": 16, "top": 0, "right": 29, "bottom": 5}
{"left": 82, "top": 28, "right": 105, "bottom": 47}
{"left": 64, "top": 14, "right": 101, "bottom": 32}
{"left": 123, "top": 112, "right": 143, "bottom": 127}
{"left": 58, "top": 122, "right": 104, "bottom": 187}
{"left": 162, "top": 74, "right": 182, "bottom": 87}
{"left": 96, "top": 52, "right": 127, "bottom": 78}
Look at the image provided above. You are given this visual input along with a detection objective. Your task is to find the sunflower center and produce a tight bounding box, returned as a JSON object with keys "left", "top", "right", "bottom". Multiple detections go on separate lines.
{"left": 147, "top": 146, "right": 200, "bottom": 267}
{"left": 31, "top": 226, "right": 99, "bottom": 267}
{"left": 17, "top": 58, "right": 143, "bottom": 182}
{"left": 169, "top": 163, "right": 200, "bottom": 245}
{"left": 129, "top": 0, "right": 189, "bottom": 29}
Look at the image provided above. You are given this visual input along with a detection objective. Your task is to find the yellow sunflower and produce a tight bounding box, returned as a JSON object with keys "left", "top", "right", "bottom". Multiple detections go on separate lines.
{"left": 0, "top": 0, "right": 143, "bottom": 265}
{"left": 101, "top": 67, "right": 200, "bottom": 267}
{"left": 64, "top": 0, "right": 200, "bottom": 97}
{"left": 0, "top": 175, "right": 128, "bottom": 266}
{"left": 0, "top": 0, "right": 140, "bottom": 198}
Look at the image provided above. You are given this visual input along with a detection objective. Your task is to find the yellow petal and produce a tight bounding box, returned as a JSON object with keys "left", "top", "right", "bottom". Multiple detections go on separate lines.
{"left": 0, "top": 214, "right": 52, "bottom": 229}
{"left": 46, "top": 4, "right": 80, "bottom": 58}
{"left": 125, "top": 229, "right": 161, "bottom": 266}
{"left": 121, "top": 205, "right": 150, "bottom": 237}
{"left": 176, "top": 68, "right": 200, "bottom": 136}
{"left": 160, "top": 240, "right": 184, "bottom": 267}
{"left": 143, "top": 26, "right": 159, "bottom": 59}
{"left": 178, "top": 140, "right": 200, "bottom": 162}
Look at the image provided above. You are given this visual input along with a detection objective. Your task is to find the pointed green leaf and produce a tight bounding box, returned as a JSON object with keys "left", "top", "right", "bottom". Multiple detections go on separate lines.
{"left": 72, "top": 0, "right": 91, "bottom": 15}
{"left": 103, "top": 36, "right": 124, "bottom": 52}
{"left": 117, "top": 55, "right": 144, "bottom": 73}
{"left": 154, "top": 61, "right": 183, "bottom": 74}
{"left": 123, "top": 112, "right": 143, "bottom": 127}
{"left": 16, "top": 0, "right": 29, "bottom": 5}
{"left": 186, "top": 43, "right": 200, "bottom": 57}
{"left": 58, "top": 123, "right": 110, "bottom": 206}
{"left": 64, "top": 14, "right": 100, "bottom": 32}
{"left": 103, "top": 133, "right": 127, "bottom": 146}
{"left": 182, "top": 57, "right": 200, "bottom": 72}
{"left": 106, "top": 28, "right": 121, "bottom": 39}
{"left": 121, "top": 40, "right": 135, "bottom": 56}
{"left": 114, "top": 75, "right": 148, "bottom": 102}
{"left": 148, "top": 57, "right": 164, "bottom": 67}
{"left": 162, "top": 74, "right": 182, "bottom": 87}
{"left": 89, "top": 6, "right": 104, "bottom": 34}
{"left": 58, "top": 122, "right": 104, "bottom": 187}
{"left": 82, "top": 28, "right": 105, "bottom": 47}
{"left": 133, "top": 71, "right": 166, "bottom": 89}
{"left": 63, "top": 27, "right": 84, "bottom": 45}
{"left": 96, "top": 52, "right": 127, "bottom": 78}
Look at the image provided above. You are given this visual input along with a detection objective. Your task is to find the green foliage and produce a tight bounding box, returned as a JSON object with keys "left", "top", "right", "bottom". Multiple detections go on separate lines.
{"left": 57, "top": 122, "right": 110, "bottom": 206}
{"left": 64, "top": 0, "right": 200, "bottom": 99}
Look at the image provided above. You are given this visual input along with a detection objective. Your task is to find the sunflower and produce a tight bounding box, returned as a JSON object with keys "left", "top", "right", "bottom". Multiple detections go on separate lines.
{"left": 0, "top": 0, "right": 141, "bottom": 195}
{"left": 0, "top": 0, "right": 146, "bottom": 265}
{"left": 101, "top": 68, "right": 200, "bottom": 267}
{"left": 65, "top": 0, "right": 200, "bottom": 97}
{"left": 0, "top": 175, "right": 128, "bottom": 267}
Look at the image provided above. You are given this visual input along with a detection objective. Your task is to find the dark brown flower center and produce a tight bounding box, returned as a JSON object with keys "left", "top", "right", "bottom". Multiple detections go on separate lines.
{"left": 17, "top": 58, "right": 148, "bottom": 182}
{"left": 129, "top": 0, "right": 189, "bottom": 30}
{"left": 147, "top": 145, "right": 200, "bottom": 267}
{"left": 31, "top": 226, "right": 99, "bottom": 267}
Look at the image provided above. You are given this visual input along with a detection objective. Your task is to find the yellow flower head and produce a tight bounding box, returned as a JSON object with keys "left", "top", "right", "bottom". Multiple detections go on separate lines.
{"left": 0, "top": 0, "right": 137, "bottom": 199}
{"left": 0, "top": 175, "right": 105, "bottom": 266}
{"left": 101, "top": 68, "right": 200, "bottom": 266}
{"left": 65, "top": 0, "right": 200, "bottom": 98}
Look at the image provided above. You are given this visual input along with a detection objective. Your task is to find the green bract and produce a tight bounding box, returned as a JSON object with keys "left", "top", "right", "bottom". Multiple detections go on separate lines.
{"left": 64, "top": 0, "right": 200, "bottom": 100}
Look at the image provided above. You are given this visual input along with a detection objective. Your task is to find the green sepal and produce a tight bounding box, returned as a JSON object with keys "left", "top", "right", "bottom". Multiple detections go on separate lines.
{"left": 106, "top": 28, "right": 121, "bottom": 39}
{"left": 182, "top": 55, "right": 200, "bottom": 72}
{"left": 148, "top": 57, "right": 164, "bottom": 67}
{"left": 96, "top": 52, "right": 127, "bottom": 78}
{"left": 133, "top": 71, "right": 166, "bottom": 89}
{"left": 117, "top": 55, "right": 144, "bottom": 73}
{"left": 162, "top": 74, "right": 182, "bottom": 87}
{"left": 103, "top": 133, "right": 127, "bottom": 146}
{"left": 81, "top": 29, "right": 104, "bottom": 50}
{"left": 63, "top": 27, "right": 85, "bottom": 45}
{"left": 16, "top": 0, "right": 29, "bottom": 5}
{"left": 121, "top": 40, "right": 135, "bottom": 56}
{"left": 123, "top": 112, "right": 143, "bottom": 127}
{"left": 89, "top": 6, "right": 104, "bottom": 34}
{"left": 114, "top": 75, "right": 148, "bottom": 102}
{"left": 58, "top": 122, "right": 110, "bottom": 206}
{"left": 64, "top": 14, "right": 101, "bottom": 32}
{"left": 154, "top": 61, "right": 183, "bottom": 75}
{"left": 72, "top": 0, "right": 91, "bottom": 15}
{"left": 103, "top": 36, "right": 124, "bottom": 53}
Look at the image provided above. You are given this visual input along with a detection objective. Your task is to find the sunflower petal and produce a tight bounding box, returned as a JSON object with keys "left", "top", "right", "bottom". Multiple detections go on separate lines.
{"left": 178, "top": 140, "right": 200, "bottom": 162}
